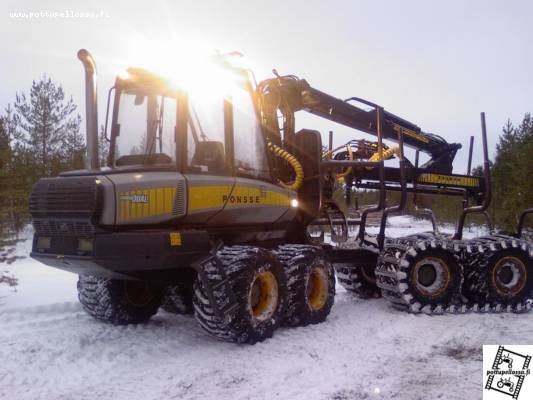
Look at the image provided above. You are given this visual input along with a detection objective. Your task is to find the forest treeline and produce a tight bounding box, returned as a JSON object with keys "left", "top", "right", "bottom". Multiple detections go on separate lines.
{"left": 0, "top": 76, "right": 86, "bottom": 244}
{"left": 418, "top": 113, "right": 532, "bottom": 231}
{"left": 0, "top": 76, "right": 532, "bottom": 243}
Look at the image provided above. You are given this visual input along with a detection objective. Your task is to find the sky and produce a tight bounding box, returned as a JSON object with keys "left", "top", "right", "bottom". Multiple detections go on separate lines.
{"left": 1, "top": 0, "right": 532, "bottom": 172}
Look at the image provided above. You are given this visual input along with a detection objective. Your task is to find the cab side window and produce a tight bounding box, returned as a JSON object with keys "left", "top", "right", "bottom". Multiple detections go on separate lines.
{"left": 187, "top": 93, "right": 226, "bottom": 173}
{"left": 232, "top": 86, "right": 270, "bottom": 180}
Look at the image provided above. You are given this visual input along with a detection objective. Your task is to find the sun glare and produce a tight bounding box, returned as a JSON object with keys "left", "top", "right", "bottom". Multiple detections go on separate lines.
{"left": 167, "top": 57, "right": 244, "bottom": 98}
{"left": 117, "top": 69, "right": 130, "bottom": 80}
{"left": 118, "top": 38, "right": 245, "bottom": 98}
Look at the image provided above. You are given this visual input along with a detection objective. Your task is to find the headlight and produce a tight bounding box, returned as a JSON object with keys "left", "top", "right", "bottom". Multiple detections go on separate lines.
{"left": 37, "top": 236, "right": 51, "bottom": 250}
{"left": 77, "top": 238, "right": 94, "bottom": 252}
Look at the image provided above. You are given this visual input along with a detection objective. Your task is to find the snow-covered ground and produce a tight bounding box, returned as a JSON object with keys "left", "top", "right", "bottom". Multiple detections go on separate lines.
{"left": 0, "top": 218, "right": 531, "bottom": 400}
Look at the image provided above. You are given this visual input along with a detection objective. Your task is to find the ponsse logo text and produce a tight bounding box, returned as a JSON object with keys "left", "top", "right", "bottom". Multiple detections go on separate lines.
{"left": 223, "top": 195, "right": 261, "bottom": 204}
{"left": 433, "top": 175, "right": 462, "bottom": 184}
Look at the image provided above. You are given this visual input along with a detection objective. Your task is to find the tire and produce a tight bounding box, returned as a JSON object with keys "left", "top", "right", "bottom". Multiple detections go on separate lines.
{"left": 77, "top": 274, "right": 161, "bottom": 325}
{"left": 275, "top": 244, "right": 335, "bottom": 326}
{"left": 193, "top": 246, "right": 287, "bottom": 344}
{"left": 486, "top": 249, "right": 532, "bottom": 307}
{"left": 335, "top": 249, "right": 380, "bottom": 299}
{"left": 462, "top": 236, "right": 532, "bottom": 312}
{"left": 376, "top": 238, "right": 463, "bottom": 313}
{"left": 161, "top": 283, "right": 193, "bottom": 314}
{"left": 406, "top": 248, "right": 462, "bottom": 308}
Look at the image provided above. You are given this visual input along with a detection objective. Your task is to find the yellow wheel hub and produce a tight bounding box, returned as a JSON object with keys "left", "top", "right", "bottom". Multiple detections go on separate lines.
{"left": 307, "top": 266, "right": 329, "bottom": 311}
{"left": 411, "top": 256, "right": 451, "bottom": 299}
{"left": 492, "top": 256, "right": 527, "bottom": 297}
{"left": 249, "top": 271, "right": 279, "bottom": 322}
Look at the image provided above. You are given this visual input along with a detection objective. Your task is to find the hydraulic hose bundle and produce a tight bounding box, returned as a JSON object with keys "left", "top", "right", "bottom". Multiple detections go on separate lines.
{"left": 268, "top": 142, "right": 304, "bottom": 191}
{"left": 368, "top": 146, "right": 401, "bottom": 163}
{"left": 335, "top": 144, "right": 354, "bottom": 181}
{"left": 328, "top": 142, "right": 401, "bottom": 182}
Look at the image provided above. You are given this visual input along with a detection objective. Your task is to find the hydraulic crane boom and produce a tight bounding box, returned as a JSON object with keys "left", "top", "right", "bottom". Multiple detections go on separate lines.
{"left": 258, "top": 75, "right": 461, "bottom": 173}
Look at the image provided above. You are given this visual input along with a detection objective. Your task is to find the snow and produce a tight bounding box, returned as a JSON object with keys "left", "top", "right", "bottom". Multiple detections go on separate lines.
{"left": 1, "top": 218, "right": 531, "bottom": 400}
{"left": 364, "top": 214, "right": 488, "bottom": 239}
{"left": 0, "top": 228, "right": 77, "bottom": 309}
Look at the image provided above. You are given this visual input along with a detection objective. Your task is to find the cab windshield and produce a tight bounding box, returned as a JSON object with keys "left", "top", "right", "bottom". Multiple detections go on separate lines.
{"left": 111, "top": 72, "right": 270, "bottom": 179}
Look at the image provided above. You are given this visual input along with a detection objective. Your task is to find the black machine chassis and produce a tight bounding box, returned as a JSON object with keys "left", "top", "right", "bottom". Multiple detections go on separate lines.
{"left": 31, "top": 229, "right": 211, "bottom": 281}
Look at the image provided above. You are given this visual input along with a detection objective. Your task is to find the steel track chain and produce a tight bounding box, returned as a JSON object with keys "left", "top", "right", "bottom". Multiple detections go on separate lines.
{"left": 375, "top": 233, "right": 533, "bottom": 315}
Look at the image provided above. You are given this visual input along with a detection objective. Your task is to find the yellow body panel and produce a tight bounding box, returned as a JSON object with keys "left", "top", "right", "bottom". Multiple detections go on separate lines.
{"left": 188, "top": 185, "right": 233, "bottom": 211}
{"left": 109, "top": 172, "right": 297, "bottom": 225}
{"left": 393, "top": 124, "right": 430, "bottom": 144}
{"left": 117, "top": 187, "right": 176, "bottom": 223}
{"left": 417, "top": 173, "right": 480, "bottom": 188}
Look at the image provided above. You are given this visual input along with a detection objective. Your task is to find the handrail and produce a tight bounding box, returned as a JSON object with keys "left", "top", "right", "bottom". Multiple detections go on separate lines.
{"left": 453, "top": 112, "right": 492, "bottom": 240}
{"left": 358, "top": 107, "right": 387, "bottom": 243}
{"left": 413, "top": 150, "right": 439, "bottom": 234}
{"left": 377, "top": 127, "right": 407, "bottom": 249}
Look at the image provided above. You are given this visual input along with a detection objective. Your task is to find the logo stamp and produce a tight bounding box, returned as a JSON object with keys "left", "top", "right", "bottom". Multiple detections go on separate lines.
{"left": 120, "top": 194, "right": 148, "bottom": 203}
{"left": 484, "top": 345, "right": 532, "bottom": 399}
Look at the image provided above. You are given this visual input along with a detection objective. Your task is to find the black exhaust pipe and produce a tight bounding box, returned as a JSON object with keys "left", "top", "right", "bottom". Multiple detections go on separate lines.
{"left": 77, "top": 49, "right": 99, "bottom": 170}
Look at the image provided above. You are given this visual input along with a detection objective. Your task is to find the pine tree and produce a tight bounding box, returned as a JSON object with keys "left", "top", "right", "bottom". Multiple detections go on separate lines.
{"left": 0, "top": 105, "right": 32, "bottom": 238}
{"left": 13, "top": 75, "right": 84, "bottom": 177}
{"left": 491, "top": 115, "right": 533, "bottom": 230}
{"left": 1, "top": 77, "right": 85, "bottom": 241}
{"left": 0, "top": 117, "right": 9, "bottom": 172}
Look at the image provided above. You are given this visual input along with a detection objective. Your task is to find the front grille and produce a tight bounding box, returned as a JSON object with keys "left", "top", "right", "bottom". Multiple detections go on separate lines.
{"left": 33, "top": 220, "right": 94, "bottom": 237}
{"left": 30, "top": 176, "right": 101, "bottom": 237}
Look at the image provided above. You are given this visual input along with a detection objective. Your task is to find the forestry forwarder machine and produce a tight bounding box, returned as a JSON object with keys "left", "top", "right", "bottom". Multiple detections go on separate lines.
{"left": 29, "top": 49, "right": 533, "bottom": 344}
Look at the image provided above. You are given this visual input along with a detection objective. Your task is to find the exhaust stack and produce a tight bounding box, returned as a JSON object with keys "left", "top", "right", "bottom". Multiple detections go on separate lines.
{"left": 77, "top": 49, "right": 99, "bottom": 170}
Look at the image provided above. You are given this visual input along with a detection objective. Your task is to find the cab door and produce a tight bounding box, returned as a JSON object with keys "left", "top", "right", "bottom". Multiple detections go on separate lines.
{"left": 181, "top": 89, "right": 235, "bottom": 223}
{"left": 208, "top": 83, "right": 295, "bottom": 225}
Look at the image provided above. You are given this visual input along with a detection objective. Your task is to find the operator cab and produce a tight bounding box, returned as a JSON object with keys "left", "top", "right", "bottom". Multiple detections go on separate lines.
{"left": 107, "top": 63, "right": 271, "bottom": 181}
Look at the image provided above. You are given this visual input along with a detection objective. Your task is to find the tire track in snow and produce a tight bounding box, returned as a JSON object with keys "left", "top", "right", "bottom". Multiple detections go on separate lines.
{"left": 1, "top": 293, "right": 532, "bottom": 400}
